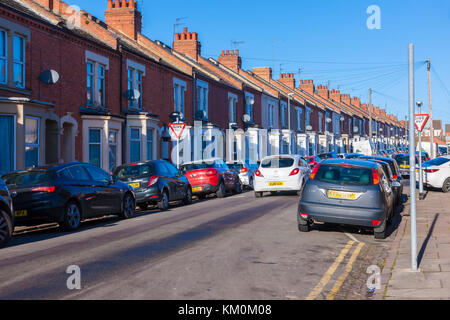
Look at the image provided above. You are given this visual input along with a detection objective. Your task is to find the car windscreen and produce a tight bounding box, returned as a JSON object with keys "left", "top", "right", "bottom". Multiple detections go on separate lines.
{"left": 261, "top": 157, "right": 294, "bottom": 168}
{"left": 305, "top": 157, "right": 314, "bottom": 163}
{"left": 315, "top": 165, "right": 373, "bottom": 186}
{"left": 2, "top": 171, "right": 52, "bottom": 188}
{"left": 424, "top": 157, "right": 450, "bottom": 167}
{"left": 114, "top": 164, "right": 156, "bottom": 179}
{"left": 227, "top": 163, "right": 244, "bottom": 171}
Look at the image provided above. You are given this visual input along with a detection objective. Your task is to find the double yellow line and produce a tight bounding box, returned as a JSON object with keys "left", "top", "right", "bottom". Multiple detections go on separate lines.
{"left": 305, "top": 240, "right": 365, "bottom": 300}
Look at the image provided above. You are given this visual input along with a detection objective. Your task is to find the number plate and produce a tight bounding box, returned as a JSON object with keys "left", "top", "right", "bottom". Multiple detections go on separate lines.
{"left": 400, "top": 164, "right": 410, "bottom": 168}
{"left": 192, "top": 186, "right": 203, "bottom": 192}
{"left": 327, "top": 190, "right": 356, "bottom": 200}
{"left": 14, "top": 210, "right": 28, "bottom": 217}
{"left": 128, "top": 182, "right": 140, "bottom": 188}
{"left": 268, "top": 182, "right": 284, "bottom": 186}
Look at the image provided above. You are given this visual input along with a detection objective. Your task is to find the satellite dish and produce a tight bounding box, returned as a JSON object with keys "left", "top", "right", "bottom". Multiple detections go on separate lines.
{"left": 242, "top": 114, "right": 251, "bottom": 123}
{"left": 340, "top": 116, "right": 345, "bottom": 122}
{"left": 40, "top": 70, "right": 60, "bottom": 84}
{"left": 306, "top": 125, "right": 313, "bottom": 131}
{"left": 326, "top": 118, "right": 332, "bottom": 123}
{"left": 196, "top": 110, "right": 206, "bottom": 120}
{"left": 125, "top": 89, "right": 141, "bottom": 101}
{"left": 353, "top": 126, "right": 359, "bottom": 133}
{"left": 246, "top": 97, "right": 255, "bottom": 105}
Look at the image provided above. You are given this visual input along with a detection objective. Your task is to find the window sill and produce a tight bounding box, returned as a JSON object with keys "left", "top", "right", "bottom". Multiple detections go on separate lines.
{"left": 0, "top": 84, "right": 31, "bottom": 96}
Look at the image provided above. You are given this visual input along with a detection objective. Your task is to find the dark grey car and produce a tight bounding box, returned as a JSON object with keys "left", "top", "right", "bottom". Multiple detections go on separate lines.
{"left": 0, "top": 178, "right": 14, "bottom": 248}
{"left": 298, "top": 159, "right": 396, "bottom": 239}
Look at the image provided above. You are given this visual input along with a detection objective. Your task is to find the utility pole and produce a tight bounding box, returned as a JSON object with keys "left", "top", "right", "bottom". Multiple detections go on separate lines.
{"left": 369, "top": 88, "right": 372, "bottom": 140}
{"left": 427, "top": 58, "right": 434, "bottom": 159}
{"left": 408, "top": 44, "right": 418, "bottom": 272}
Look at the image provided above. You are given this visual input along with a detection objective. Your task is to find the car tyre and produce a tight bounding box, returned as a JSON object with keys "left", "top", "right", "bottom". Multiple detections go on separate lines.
{"left": 254, "top": 191, "right": 263, "bottom": 198}
{"left": 138, "top": 203, "right": 148, "bottom": 211}
{"left": 61, "top": 201, "right": 82, "bottom": 231}
{"left": 234, "top": 180, "right": 242, "bottom": 194}
{"left": 442, "top": 178, "right": 450, "bottom": 193}
{"left": 121, "top": 193, "right": 135, "bottom": 219}
{"left": 216, "top": 182, "right": 226, "bottom": 198}
{"left": 374, "top": 220, "right": 387, "bottom": 239}
{"left": 298, "top": 223, "right": 310, "bottom": 232}
{"left": 183, "top": 187, "right": 193, "bottom": 205}
{"left": 249, "top": 177, "right": 254, "bottom": 190}
{"left": 158, "top": 190, "right": 169, "bottom": 210}
{"left": 0, "top": 210, "right": 13, "bottom": 248}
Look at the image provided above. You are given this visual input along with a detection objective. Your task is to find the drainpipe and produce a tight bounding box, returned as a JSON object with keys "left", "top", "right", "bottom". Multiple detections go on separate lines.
{"left": 119, "top": 43, "right": 126, "bottom": 166}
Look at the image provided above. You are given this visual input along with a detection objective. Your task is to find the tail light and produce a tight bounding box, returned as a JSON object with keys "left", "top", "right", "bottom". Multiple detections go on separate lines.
{"left": 289, "top": 168, "right": 300, "bottom": 176}
{"left": 424, "top": 169, "right": 439, "bottom": 173}
{"left": 372, "top": 169, "right": 380, "bottom": 185}
{"left": 310, "top": 165, "right": 320, "bottom": 180}
{"left": 31, "top": 186, "right": 56, "bottom": 193}
{"left": 255, "top": 170, "right": 263, "bottom": 177}
{"left": 300, "top": 213, "right": 308, "bottom": 219}
{"left": 206, "top": 169, "right": 217, "bottom": 176}
{"left": 372, "top": 220, "right": 381, "bottom": 226}
{"left": 148, "top": 176, "right": 159, "bottom": 187}
{"left": 240, "top": 168, "right": 248, "bottom": 173}
{"left": 393, "top": 174, "right": 398, "bottom": 180}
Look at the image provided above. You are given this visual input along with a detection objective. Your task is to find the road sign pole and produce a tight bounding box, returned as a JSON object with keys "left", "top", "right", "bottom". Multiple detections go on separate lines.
{"left": 176, "top": 138, "right": 180, "bottom": 169}
{"left": 408, "top": 44, "right": 418, "bottom": 271}
{"left": 417, "top": 105, "right": 424, "bottom": 199}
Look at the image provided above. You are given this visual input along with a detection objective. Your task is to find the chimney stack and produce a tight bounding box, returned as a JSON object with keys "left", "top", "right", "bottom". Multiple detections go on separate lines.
{"left": 105, "top": 0, "right": 142, "bottom": 40}
{"left": 341, "top": 93, "right": 351, "bottom": 105}
{"left": 329, "top": 89, "right": 341, "bottom": 102}
{"left": 173, "top": 27, "right": 201, "bottom": 61}
{"left": 278, "top": 73, "right": 296, "bottom": 89}
{"left": 34, "top": 0, "right": 61, "bottom": 12}
{"left": 218, "top": 50, "right": 242, "bottom": 72}
{"left": 252, "top": 67, "right": 272, "bottom": 81}
{"left": 299, "top": 80, "right": 314, "bottom": 95}
{"left": 316, "top": 84, "right": 329, "bottom": 99}
{"left": 350, "top": 97, "right": 361, "bottom": 108}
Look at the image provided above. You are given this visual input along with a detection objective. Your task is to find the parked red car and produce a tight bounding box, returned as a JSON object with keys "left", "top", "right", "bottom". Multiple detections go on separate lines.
{"left": 180, "top": 159, "right": 242, "bottom": 199}
{"left": 304, "top": 156, "right": 322, "bottom": 168}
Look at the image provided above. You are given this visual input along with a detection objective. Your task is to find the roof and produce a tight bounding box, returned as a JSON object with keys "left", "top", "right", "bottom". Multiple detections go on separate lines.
{"left": 320, "top": 159, "right": 380, "bottom": 169}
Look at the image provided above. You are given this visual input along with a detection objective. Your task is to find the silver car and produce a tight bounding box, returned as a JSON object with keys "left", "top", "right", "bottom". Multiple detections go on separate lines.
{"left": 226, "top": 161, "right": 258, "bottom": 190}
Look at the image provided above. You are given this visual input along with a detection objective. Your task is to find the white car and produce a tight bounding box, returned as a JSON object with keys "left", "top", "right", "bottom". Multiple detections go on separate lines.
{"left": 254, "top": 155, "right": 311, "bottom": 197}
{"left": 416, "top": 155, "right": 450, "bottom": 193}
{"left": 226, "top": 161, "right": 258, "bottom": 189}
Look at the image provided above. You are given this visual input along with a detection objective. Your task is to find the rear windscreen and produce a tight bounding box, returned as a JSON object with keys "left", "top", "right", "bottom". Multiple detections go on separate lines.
{"left": 227, "top": 163, "right": 244, "bottom": 170}
{"left": 261, "top": 157, "right": 294, "bottom": 168}
{"left": 114, "top": 164, "right": 156, "bottom": 179}
{"left": 395, "top": 155, "right": 409, "bottom": 163}
{"left": 424, "top": 157, "right": 450, "bottom": 166}
{"left": 315, "top": 165, "right": 373, "bottom": 186}
{"left": 305, "top": 158, "right": 314, "bottom": 163}
{"left": 2, "top": 171, "right": 52, "bottom": 188}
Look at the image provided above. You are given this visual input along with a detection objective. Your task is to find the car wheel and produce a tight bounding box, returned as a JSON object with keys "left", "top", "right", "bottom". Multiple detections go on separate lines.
{"left": 0, "top": 210, "right": 13, "bottom": 248}
{"left": 183, "top": 187, "right": 193, "bottom": 205}
{"left": 197, "top": 193, "right": 207, "bottom": 200}
{"left": 270, "top": 191, "right": 277, "bottom": 196}
{"left": 216, "top": 182, "right": 226, "bottom": 198}
{"left": 157, "top": 190, "right": 169, "bottom": 210}
{"left": 234, "top": 180, "right": 242, "bottom": 194}
{"left": 254, "top": 191, "right": 263, "bottom": 198}
{"left": 61, "top": 201, "right": 82, "bottom": 231}
{"left": 121, "top": 193, "right": 135, "bottom": 219}
{"left": 442, "top": 178, "right": 450, "bottom": 193}
{"left": 298, "top": 223, "right": 310, "bottom": 232}
{"left": 374, "top": 220, "right": 387, "bottom": 239}
{"left": 249, "top": 177, "right": 254, "bottom": 190}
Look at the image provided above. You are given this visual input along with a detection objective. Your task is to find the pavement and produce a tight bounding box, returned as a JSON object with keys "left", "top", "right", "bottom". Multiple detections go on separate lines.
{"left": 375, "top": 184, "right": 450, "bottom": 300}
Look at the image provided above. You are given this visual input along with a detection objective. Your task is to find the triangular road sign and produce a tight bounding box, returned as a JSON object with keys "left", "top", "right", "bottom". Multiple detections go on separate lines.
{"left": 169, "top": 123, "right": 186, "bottom": 140}
{"left": 414, "top": 114, "right": 429, "bottom": 132}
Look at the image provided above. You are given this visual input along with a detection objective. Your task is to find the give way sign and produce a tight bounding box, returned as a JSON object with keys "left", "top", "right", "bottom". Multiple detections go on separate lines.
{"left": 414, "top": 114, "right": 430, "bottom": 132}
{"left": 169, "top": 123, "right": 186, "bottom": 140}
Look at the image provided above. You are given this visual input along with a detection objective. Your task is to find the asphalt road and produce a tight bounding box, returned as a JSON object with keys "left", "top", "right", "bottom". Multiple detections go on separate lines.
{"left": 0, "top": 190, "right": 399, "bottom": 300}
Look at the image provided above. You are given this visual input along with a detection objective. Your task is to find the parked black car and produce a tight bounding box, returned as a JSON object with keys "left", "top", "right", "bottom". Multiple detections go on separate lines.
{"left": 298, "top": 159, "right": 395, "bottom": 239}
{"left": 0, "top": 178, "right": 14, "bottom": 248}
{"left": 358, "top": 156, "right": 403, "bottom": 205}
{"left": 113, "top": 160, "right": 192, "bottom": 211}
{"left": 2, "top": 163, "right": 136, "bottom": 231}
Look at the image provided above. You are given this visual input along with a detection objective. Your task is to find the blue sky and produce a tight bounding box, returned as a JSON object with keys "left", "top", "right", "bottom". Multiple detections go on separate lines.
{"left": 70, "top": 0, "right": 450, "bottom": 129}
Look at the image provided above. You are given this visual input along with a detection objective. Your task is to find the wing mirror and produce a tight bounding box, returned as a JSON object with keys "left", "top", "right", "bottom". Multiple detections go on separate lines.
{"left": 392, "top": 181, "right": 401, "bottom": 188}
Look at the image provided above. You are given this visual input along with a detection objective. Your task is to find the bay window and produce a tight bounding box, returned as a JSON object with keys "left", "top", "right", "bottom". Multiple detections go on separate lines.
{"left": 0, "top": 29, "right": 7, "bottom": 85}
{"left": 130, "top": 128, "right": 141, "bottom": 163}
{"left": 89, "top": 128, "right": 101, "bottom": 167}
{"left": 25, "top": 117, "right": 39, "bottom": 168}
{"left": 13, "top": 35, "right": 25, "bottom": 88}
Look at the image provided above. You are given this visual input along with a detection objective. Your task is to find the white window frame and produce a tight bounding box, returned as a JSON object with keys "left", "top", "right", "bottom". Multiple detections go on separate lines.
{"left": 108, "top": 129, "right": 118, "bottom": 172}
{"left": 174, "top": 78, "right": 187, "bottom": 115}
{"left": 147, "top": 127, "right": 154, "bottom": 160}
{"left": 127, "top": 65, "right": 144, "bottom": 110}
{"left": 86, "top": 61, "right": 94, "bottom": 106}
{"left": 85, "top": 51, "right": 109, "bottom": 108}
{"left": 0, "top": 28, "right": 7, "bottom": 85}
{"left": 228, "top": 92, "right": 238, "bottom": 124}
{"left": 268, "top": 104, "right": 274, "bottom": 128}
{"left": 129, "top": 127, "right": 141, "bottom": 163}
{"left": 98, "top": 64, "right": 106, "bottom": 108}
{"left": 306, "top": 107, "right": 311, "bottom": 127}
{"left": 318, "top": 112, "right": 323, "bottom": 132}
{"left": 296, "top": 107, "right": 303, "bottom": 131}
{"left": 88, "top": 128, "right": 102, "bottom": 167}
{"left": 25, "top": 116, "right": 40, "bottom": 168}
{"left": 196, "top": 79, "right": 209, "bottom": 119}
{"left": 12, "top": 34, "right": 25, "bottom": 89}
{"left": 280, "top": 101, "right": 287, "bottom": 128}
